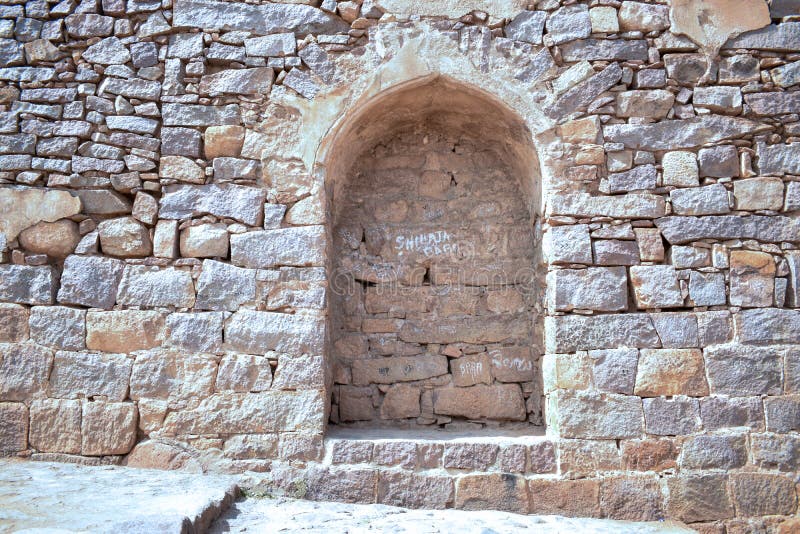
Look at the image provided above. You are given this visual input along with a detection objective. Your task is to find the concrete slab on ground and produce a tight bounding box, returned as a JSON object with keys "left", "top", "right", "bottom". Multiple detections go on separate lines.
{"left": 210, "top": 497, "right": 696, "bottom": 534}
{"left": 0, "top": 459, "right": 238, "bottom": 533}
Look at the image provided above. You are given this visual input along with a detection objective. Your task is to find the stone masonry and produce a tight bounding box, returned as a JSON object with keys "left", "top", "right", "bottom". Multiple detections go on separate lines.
{"left": 0, "top": 0, "right": 799, "bottom": 530}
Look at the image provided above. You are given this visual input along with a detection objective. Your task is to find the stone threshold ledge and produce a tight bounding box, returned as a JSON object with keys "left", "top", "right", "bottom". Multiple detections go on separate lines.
{"left": 0, "top": 459, "right": 239, "bottom": 533}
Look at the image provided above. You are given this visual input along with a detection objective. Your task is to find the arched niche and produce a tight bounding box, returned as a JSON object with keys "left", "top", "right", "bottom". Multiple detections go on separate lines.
{"left": 322, "top": 75, "right": 545, "bottom": 432}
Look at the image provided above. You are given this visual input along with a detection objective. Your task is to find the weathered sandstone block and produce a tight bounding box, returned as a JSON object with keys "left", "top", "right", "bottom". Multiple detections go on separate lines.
{"left": 352, "top": 355, "right": 448, "bottom": 385}
{"left": 456, "top": 474, "right": 529, "bottom": 514}
{"left": 224, "top": 310, "right": 325, "bottom": 355}
{"left": 18, "top": 219, "right": 80, "bottom": 258}
{"left": 81, "top": 401, "right": 137, "bottom": 456}
{"left": 0, "top": 304, "right": 28, "bottom": 342}
{"left": 0, "top": 265, "right": 55, "bottom": 305}
{"left": 98, "top": 216, "right": 152, "bottom": 258}
{"left": 434, "top": 384, "right": 526, "bottom": 421}
{"left": 48, "top": 351, "right": 131, "bottom": 401}
{"left": 129, "top": 350, "right": 216, "bottom": 409}
{"left": 0, "top": 344, "right": 52, "bottom": 401}
{"left": 0, "top": 402, "right": 27, "bottom": 454}
{"left": 29, "top": 398, "right": 81, "bottom": 454}
{"left": 29, "top": 306, "right": 86, "bottom": 351}
{"left": 545, "top": 314, "right": 660, "bottom": 353}
{"left": 548, "top": 390, "right": 642, "bottom": 439}
{"left": 230, "top": 226, "right": 326, "bottom": 268}
{"left": 86, "top": 310, "right": 166, "bottom": 352}
{"left": 159, "top": 184, "right": 266, "bottom": 226}
{"left": 116, "top": 265, "right": 196, "bottom": 308}
{"left": 0, "top": 186, "right": 81, "bottom": 242}
{"left": 58, "top": 255, "right": 124, "bottom": 309}
{"left": 634, "top": 349, "right": 708, "bottom": 397}
{"left": 166, "top": 312, "right": 223, "bottom": 353}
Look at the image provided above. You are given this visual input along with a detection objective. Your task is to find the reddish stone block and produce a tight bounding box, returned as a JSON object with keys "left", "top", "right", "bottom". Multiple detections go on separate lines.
{"left": 600, "top": 476, "right": 665, "bottom": 521}
{"left": 528, "top": 479, "right": 601, "bottom": 517}
{"left": 621, "top": 438, "right": 678, "bottom": 472}
{"left": 378, "top": 471, "right": 454, "bottom": 509}
{"left": 456, "top": 474, "right": 529, "bottom": 514}
{"left": 443, "top": 443, "right": 498, "bottom": 470}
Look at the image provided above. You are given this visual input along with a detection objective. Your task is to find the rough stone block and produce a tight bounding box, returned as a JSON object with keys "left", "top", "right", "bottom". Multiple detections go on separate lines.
{"left": 230, "top": 226, "right": 326, "bottom": 268}
{"left": 98, "top": 217, "right": 152, "bottom": 258}
{"left": 0, "top": 402, "right": 27, "bottom": 454}
{"left": 590, "top": 348, "right": 638, "bottom": 395}
{"left": 733, "top": 177, "right": 784, "bottom": 211}
{"left": 670, "top": 184, "right": 730, "bottom": 215}
{"left": 730, "top": 474, "right": 797, "bottom": 517}
{"left": 272, "top": 353, "right": 325, "bottom": 391}
{"left": 48, "top": 351, "right": 131, "bottom": 401}
{"left": 58, "top": 255, "right": 125, "bottom": 310}
{"left": 162, "top": 390, "right": 326, "bottom": 435}
{"left": 600, "top": 477, "right": 664, "bottom": 522}
{"left": 545, "top": 314, "right": 660, "bottom": 353}
{"left": 693, "top": 87, "right": 742, "bottom": 114}
{"left": 689, "top": 271, "right": 726, "bottom": 306}
{"left": 751, "top": 433, "right": 800, "bottom": 471}
{"left": 0, "top": 343, "right": 52, "bottom": 401}
{"left": 549, "top": 390, "right": 642, "bottom": 439}
{"left": 593, "top": 239, "right": 640, "bottom": 266}
{"left": 216, "top": 354, "right": 272, "bottom": 393}
{"left": 546, "top": 267, "right": 627, "bottom": 312}
{"left": 0, "top": 304, "right": 29, "bottom": 342}
{"left": 704, "top": 344, "right": 783, "bottom": 395}
{"left": 159, "top": 184, "right": 265, "bottom": 226}
{"left": 442, "top": 443, "right": 498, "bottom": 471}
{"left": 505, "top": 10, "right": 546, "bottom": 45}
{"left": 634, "top": 228, "right": 665, "bottom": 262}
{"left": 634, "top": 349, "right": 708, "bottom": 397}
{"left": 667, "top": 475, "right": 734, "bottom": 522}
{"left": 643, "top": 397, "right": 700, "bottom": 435}
{"left": 130, "top": 350, "right": 216, "bottom": 409}
{"left": 352, "top": 355, "right": 448, "bottom": 385}
{"left": 680, "top": 433, "right": 748, "bottom": 470}
{"left": 621, "top": 438, "right": 677, "bottom": 472}
{"left": 378, "top": 472, "right": 454, "bottom": 509}
{"left": 542, "top": 353, "right": 590, "bottom": 393}
{"left": 528, "top": 479, "right": 600, "bottom": 517}
{"left": 549, "top": 192, "right": 665, "bottom": 219}
{"left": 379, "top": 384, "right": 420, "bottom": 420}
{"left": 630, "top": 265, "right": 683, "bottom": 309}
{"left": 86, "top": 310, "right": 166, "bottom": 353}
{"left": 700, "top": 396, "right": 764, "bottom": 430}
{"left": 331, "top": 440, "right": 373, "bottom": 464}
{"left": 559, "top": 439, "right": 619, "bottom": 479}
{"left": 604, "top": 115, "right": 760, "bottom": 151}
{"left": 29, "top": 398, "right": 81, "bottom": 453}
{"left": 662, "top": 151, "right": 699, "bottom": 187}
{"left": 455, "top": 474, "right": 528, "bottom": 514}
{"left": 650, "top": 312, "right": 699, "bottom": 349}
{"left": 0, "top": 265, "right": 55, "bottom": 305}
{"left": 195, "top": 260, "right": 256, "bottom": 312}
{"left": 166, "top": 312, "right": 223, "bottom": 353}
{"left": 28, "top": 306, "right": 85, "bottom": 351}
{"left": 765, "top": 396, "right": 800, "bottom": 432}
{"left": 117, "top": 265, "right": 196, "bottom": 308}
{"left": 735, "top": 308, "right": 800, "bottom": 345}
{"left": 434, "top": 384, "right": 526, "bottom": 421}
{"left": 618, "top": 1, "right": 669, "bottom": 31}
{"left": 545, "top": 224, "right": 592, "bottom": 264}
{"left": 529, "top": 441, "right": 557, "bottom": 474}
{"left": 616, "top": 91, "right": 674, "bottom": 119}
{"left": 373, "top": 441, "right": 417, "bottom": 468}
{"left": 224, "top": 310, "right": 325, "bottom": 355}
{"left": 302, "top": 466, "right": 377, "bottom": 504}
{"left": 81, "top": 401, "right": 137, "bottom": 456}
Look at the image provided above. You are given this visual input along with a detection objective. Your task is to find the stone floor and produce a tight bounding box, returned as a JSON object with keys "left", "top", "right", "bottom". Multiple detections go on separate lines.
{"left": 0, "top": 459, "right": 238, "bottom": 533}
{"left": 0, "top": 459, "right": 694, "bottom": 534}
{"left": 210, "top": 498, "right": 695, "bottom": 533}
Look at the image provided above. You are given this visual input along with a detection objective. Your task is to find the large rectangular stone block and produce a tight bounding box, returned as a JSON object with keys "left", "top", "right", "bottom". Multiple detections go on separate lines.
{"left": 129, "top": 350, "right": 216, "bottom": 409}
{"left": 455, "top": 474, "right": 529, "bottom": 514}
{"left": 604, "top": 115, "right": 765, "bottom": 151}
{"left": 634, "top": 349, "right": 708, "bottom": 397}
{"left": 546, "top": 267, "right": 628, "bottom": 312}
{"left": 86, "top": 310, "right": 166, "bottom": 353}
{"left": 352, "top": 355, "right": 448, "bottom": 385}
{"left": 224, "top": 310, "right": 325, "bottom": 355}
{"left": 0, "top": 265, "right": 55, "bottom": 305}
{"left": 704, "top": 344, "right": 783, "bottom": 396}
{"left": 548, "top": 390, "right": 643, "bottom": 439}
{"left": 666, "top": 474, "right": 734, "bottom": 523}
{"left": 29, "top": 398, "right": 81, "bottom": 454}
{"left": 399, "top": 315, "right": 529, "bottom": 345}
{"left": 434, "top": 384, "right": 526, "bottom": 421}
{"left": 378, "top": 472, "right": 453, "bottom": 509}
{"left": 643, "top": 397, "right": 700, "bottom": 435}
{"left": 162, "top": 390, "right": 326, "bottom": 434}
{"left": 545, "top": 314, "right": 660, "bottom": 353}
{"left": 528, "top": 479, "right": 601, "bottom": 517}
{"left": 159, "top": 184, "right": 265, "bottom": 226}
{"left": 29, "top": 306, "right": 86, "bottom": 351}
{"left": 0, "top": 303, "right": 28, "bottom": 342}
{"left": 0, "top": 402, "right": 28, "bottom": 454}
{"left": 48, "top": 351, "right": 132, "bottom": 401}
{"left": 655, "top": 215, "right": 800, "bottom": 244}
{"left": 57, "top": 255, "right": 124, "bottom": 310}
{"left": 734, "top": 308, "right": 800, "bottom": 345}
{"left": 81, "top": 401, "right": 137, "bottom": 456}
{"left": 0, "top": 344, "right": 52, "bottom": 401}
{"left": 116, "top": 265, "right": 196, "bottom": 308}
{"left": 549, "top": 192, "right": 665, "bottom": 219}
{"left": 230, "top": 226, "right": 326, "bottom": 268}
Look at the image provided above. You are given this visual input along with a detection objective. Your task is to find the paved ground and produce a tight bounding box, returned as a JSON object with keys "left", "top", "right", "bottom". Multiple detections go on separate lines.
{"left": 210, "top": 498, "right": 694, "bottom": 533}
{"left": 0, "top": 459, "right": 694, "bottom": 534}
{"left": 0, "top": 459, "right": 238, "bottom": 533}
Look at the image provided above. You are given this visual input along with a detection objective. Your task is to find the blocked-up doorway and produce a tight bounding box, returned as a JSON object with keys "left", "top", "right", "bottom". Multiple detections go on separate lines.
{"left": 326, "top": 77, "right": 543, "bottom": 431}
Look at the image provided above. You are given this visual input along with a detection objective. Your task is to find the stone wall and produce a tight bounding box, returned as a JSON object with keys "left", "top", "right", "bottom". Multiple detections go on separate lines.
{"left": 0, "top": 0, "right": 799, "bottom": 528}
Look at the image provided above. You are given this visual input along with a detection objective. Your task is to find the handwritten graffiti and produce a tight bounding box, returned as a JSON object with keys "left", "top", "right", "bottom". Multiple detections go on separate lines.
{"left": 458, "top": 359, "right": 484, "bottom": 379}
{"left": 489, "top": 350, "right": 534, "bottom": 372}
{"left": 394, "top": 231, "right": 459, "bottom": 257}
